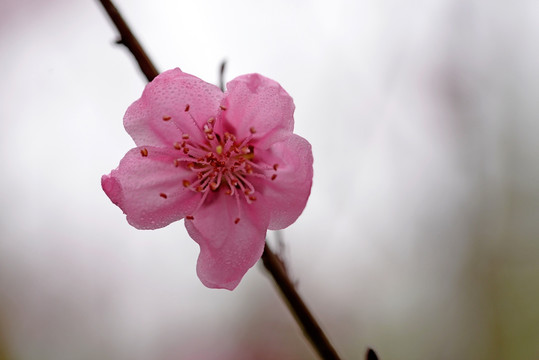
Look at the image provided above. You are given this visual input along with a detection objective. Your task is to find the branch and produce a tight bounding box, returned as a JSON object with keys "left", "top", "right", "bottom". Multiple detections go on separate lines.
{"left": 261, "top": 243, "right": 342, "bottom": 360}
{"left": 219, "top": 59, "right": 227, "bottom": 92}
{"left": 366, "top": 348, "right": 379, "bottom": 360}
{"left": 98, "top": 0, "right": 159, "bottom": 82}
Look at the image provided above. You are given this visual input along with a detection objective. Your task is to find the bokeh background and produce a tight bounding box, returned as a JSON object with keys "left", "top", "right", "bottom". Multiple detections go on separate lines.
{"left": 1, "top": 0, "right": 538, "bottom": 359}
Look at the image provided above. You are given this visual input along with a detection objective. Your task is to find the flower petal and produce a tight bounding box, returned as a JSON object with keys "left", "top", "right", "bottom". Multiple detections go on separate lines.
{"left": 220, "top": 73, "right": 294, "bottom": 149}
{"left": 254, "top": 134, "right": 313, "bottom": 230}
{"left": 184, "top": 192, "right": 270, "bottom": 290}
{"left": 124, "top": 68, "right": 224, "bottom": 147}
{"left": 102, "top": 146, "right": 200, "bottom": 229}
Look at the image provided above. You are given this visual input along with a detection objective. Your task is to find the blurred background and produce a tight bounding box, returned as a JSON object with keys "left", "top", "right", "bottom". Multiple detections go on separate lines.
{"left": 1, "top": 0, "right": 538, "bottom": 359}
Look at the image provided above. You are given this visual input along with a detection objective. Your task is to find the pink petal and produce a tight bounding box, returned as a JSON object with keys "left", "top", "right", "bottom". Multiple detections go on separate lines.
{"left": 220, "top": 73, "right": 295, "bottom": 149}
{"left": 254, "top": 134, "right": 314, "bottom": 230}
{"left": 102, "top": 146, "right": 200, "bottom": 229}
{"left": 184, "top": 191, "right": 270, "bottom": 290}
{"left": 124, "top": 68, "right": 224, "bottom": 147}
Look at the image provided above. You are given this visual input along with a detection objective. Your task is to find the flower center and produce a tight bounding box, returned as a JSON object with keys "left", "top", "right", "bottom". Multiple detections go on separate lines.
{"left": 182, "top": 127, "right": 258, "bottom": 203}
{"left": 161, "top": 105, "right": 279, "bottom": 223}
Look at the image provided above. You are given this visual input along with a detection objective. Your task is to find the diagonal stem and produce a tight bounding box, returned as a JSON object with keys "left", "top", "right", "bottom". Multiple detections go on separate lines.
{"left": 97, "top": 1, "right": 344, "bottom": 359}
{"left": 98, "top": 0, "right": 159, "bottom": 82}
{"left": 261, "top": 243, "right": 342, "bottom": 360}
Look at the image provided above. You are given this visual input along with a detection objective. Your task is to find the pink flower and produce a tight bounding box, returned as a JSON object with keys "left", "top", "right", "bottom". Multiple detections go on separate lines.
{"left": 102, "top": 68, "right": 313, "bottom": 290}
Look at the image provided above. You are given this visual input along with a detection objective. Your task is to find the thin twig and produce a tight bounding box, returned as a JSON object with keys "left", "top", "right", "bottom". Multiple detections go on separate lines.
{"left": 97, "top": 1, "right": 344, "bottom": 359}
{"left": 219, "top": 59, "right": 227, "bottom": 92}
{"left": 98, "top": 0, "right": 159, "bottom": 82}
{"left": 261, "top": 243, "right": 342, "bottom": 360}
{"left": 366, "top": 348, "right": 379, "bottom": 360}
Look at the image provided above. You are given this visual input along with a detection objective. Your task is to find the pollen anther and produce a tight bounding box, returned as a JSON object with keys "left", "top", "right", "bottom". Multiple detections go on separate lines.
{"left": 162, "top": 115, "right": 171, "bottom": 121}
{"left": 185, "top": 104, "right": 190, "bottom": 111}
{"left": 140, "top": 148, "right": 148, "bottom": 157}
{"left": 160, "top": 193, "right": 167, "bottom": 199}
{"left": 234, "top": 218, "right": 240, "bottom": 224}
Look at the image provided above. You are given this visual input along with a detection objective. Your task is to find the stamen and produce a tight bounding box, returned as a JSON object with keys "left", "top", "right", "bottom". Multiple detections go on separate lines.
{"left": 188, "top": 183, "right": 212, "bottom": 215}
{"left": 140, "top": 148, "right": 148, "bottom": 157}
{"left": 220, "top": 105, "right": 227, "bottom": 111}
{"left": 171, "top": 118, "right": 274, "bottom": 223}
{"left": 215, "top": 171, "right": 223, "bottom": 188}
{"left": 162, "top": 115, "right": 171, "bottom": 121}
{"left": 235, "top": 173, "right": 255, "bottom": 194}
{"left": 159, "top": 193, "right": 167, "bottom": 199}
{"left": 185, "top": 104, "right": 190, "bottom": 112}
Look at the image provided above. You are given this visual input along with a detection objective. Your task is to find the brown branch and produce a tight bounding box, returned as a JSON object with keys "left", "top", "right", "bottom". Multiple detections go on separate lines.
{"left": 261, "top": 243, "right": 342, "bottom": 360}
{"left": 98, "top": 0, "right": 159, "bottom": 82}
